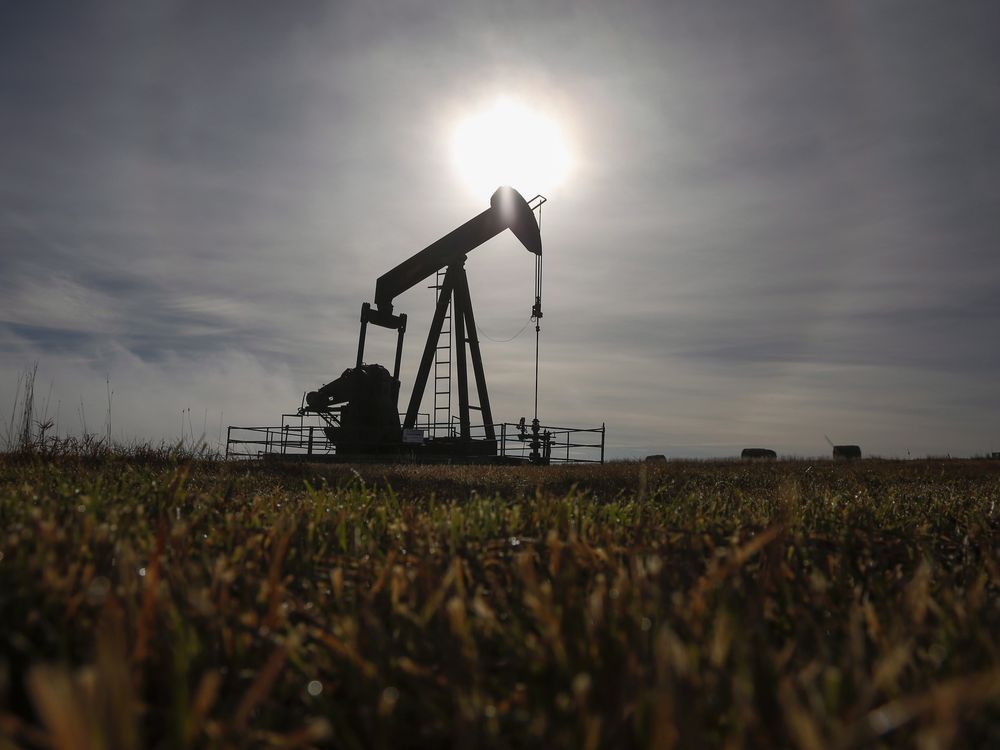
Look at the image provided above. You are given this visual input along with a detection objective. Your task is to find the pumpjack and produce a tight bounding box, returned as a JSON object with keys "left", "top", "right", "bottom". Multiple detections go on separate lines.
{"left": 300, "top": 186, "right": 545, "bottom": 462}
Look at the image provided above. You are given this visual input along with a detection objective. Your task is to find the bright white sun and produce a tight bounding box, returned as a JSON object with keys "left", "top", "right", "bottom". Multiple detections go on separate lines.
{"left": 451, "top": 97, "right": 571, "bottom": 198}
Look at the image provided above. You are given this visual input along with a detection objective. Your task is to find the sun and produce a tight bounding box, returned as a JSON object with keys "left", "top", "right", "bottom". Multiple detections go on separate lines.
{"left": 451, "top": 97, "right": 572, "bottom": 198}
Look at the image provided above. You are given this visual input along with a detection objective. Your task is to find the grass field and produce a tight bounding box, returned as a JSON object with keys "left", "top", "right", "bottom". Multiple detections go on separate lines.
{"left": 0, "top": 453, "right": 998, "bottom": 748}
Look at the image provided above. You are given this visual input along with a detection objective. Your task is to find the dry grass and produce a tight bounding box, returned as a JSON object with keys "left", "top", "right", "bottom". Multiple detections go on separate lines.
{"left": 0, "top": 454, "right": 998, "bottom": 748}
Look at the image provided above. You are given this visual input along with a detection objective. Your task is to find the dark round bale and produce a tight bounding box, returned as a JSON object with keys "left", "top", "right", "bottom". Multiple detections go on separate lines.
{"left": 645, "top": 454, "right": 667, "bottom": 463}
{"left": 741, "top": 448, "right": 777, "bottom": 459}
{"left": 833, "top": 444, "right": 862, "bottom": 459}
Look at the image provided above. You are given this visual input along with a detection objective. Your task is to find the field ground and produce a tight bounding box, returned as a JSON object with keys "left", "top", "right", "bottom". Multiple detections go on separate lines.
{"left": 0, "top": 454, "right": 998, "bottom": 748}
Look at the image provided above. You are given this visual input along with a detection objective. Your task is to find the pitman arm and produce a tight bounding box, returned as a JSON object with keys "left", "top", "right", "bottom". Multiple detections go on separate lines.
{"left": 372, "top": 186, "right": 542, "bottom": 316}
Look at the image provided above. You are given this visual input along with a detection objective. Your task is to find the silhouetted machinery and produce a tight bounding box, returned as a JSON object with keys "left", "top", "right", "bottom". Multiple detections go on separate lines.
{"left": 301, "top": 186, "right": 546, "bottom": 462}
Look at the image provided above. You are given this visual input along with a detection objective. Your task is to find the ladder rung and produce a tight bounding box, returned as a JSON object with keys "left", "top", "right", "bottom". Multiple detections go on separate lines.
{"left": 469, "top": 405, "right": 482, "bottom": 411}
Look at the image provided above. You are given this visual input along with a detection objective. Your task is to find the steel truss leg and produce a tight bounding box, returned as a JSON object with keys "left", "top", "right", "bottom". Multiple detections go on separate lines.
{"left": 453, "top": 271, "right": 471, "bottom": 439}
{"left": 453, "top": 267, "right": 496, "bottom": 441}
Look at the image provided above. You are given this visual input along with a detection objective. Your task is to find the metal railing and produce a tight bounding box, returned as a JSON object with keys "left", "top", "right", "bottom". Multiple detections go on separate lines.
{"left": 225, "top": 415, "right": 604, "bottom": 464}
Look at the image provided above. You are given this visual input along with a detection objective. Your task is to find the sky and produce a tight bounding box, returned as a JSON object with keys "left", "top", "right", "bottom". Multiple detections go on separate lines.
{"left": 2, "top": 0, "right": 999, "bottom": 459}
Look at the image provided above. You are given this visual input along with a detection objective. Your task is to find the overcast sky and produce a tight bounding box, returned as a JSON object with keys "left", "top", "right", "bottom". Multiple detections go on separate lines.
{"left": 2, "top": 0, "right": 999, "bottom": 458}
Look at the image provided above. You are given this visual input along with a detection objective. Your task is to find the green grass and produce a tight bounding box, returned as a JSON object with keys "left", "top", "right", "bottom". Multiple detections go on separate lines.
{"left": 1, "top": 454, "right": 998, "bottom": 748}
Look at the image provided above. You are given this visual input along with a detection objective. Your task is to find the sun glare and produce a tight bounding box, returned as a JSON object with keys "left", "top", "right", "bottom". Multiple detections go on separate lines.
{"left": 451, "top": 98, "right": 571, "bottom": 198}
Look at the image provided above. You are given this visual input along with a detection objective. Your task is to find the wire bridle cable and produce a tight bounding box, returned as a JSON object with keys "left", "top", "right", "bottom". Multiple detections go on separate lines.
{"left": 532, "top": 203, "right": 542, "bottom": 423}
{"left": 477, "top": 316, "right": 533, "bottom": 343}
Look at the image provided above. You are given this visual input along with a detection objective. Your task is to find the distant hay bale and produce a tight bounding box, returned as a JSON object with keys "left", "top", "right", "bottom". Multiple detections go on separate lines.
{"left": 833, "top": 444, "right": 862, "bottom": 460}
{"left": 990, "top": 452, "right": 1000, "bottom": 460}
{"left": 741, "top": 448, "right": 777, "bottom": 460}
{"left": 645, "top": 454, "right": 667, "bottom": 463}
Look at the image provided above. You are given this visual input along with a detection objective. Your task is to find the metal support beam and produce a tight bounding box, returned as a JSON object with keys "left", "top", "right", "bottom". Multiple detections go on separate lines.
{"left": 392, "top": 313, "right": 407, "bottom": 401}
{"left": 453, "top": 268, "right": 471, "bottom": 439}
{"left": 453, "top": 267, "right": 496, "bottom": 440}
